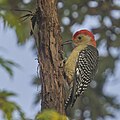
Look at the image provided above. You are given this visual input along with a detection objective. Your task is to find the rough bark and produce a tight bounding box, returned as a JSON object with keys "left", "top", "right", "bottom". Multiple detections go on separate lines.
{"left": 36, "top": 0, "right": 65, "bottom": 114}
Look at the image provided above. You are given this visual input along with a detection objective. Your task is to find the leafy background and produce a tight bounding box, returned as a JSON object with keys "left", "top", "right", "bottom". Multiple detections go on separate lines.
{"left": 0, "top": 0, "right": 120, "bottom": 120}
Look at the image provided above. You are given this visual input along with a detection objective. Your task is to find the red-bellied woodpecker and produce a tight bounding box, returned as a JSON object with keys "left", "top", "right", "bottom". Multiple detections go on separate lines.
{"left": 64, "top": 29, "right": 99, "bottom": 110}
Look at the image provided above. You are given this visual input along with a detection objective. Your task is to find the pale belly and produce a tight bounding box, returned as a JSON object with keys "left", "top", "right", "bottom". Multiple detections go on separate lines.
{"left": 64, "top": 44, "right": 87, "bottom": 82}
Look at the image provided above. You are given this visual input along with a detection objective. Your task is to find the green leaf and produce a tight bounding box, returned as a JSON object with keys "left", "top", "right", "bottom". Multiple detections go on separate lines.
{"left": 0, "top": 90, "right": 16, "bottom": 99}
{"left": 0, "top": 90, "right": 26, "bottom": 120}
{"left": 0, "top": 57, "right": 19, "bottom": 77}
{"left": 0, "top": 0, "right": 8, "bottom": 5}
{"left": 0, "top": 11, "right": 30, "bottom": 43}
{"left": 35, "top": 110, "right": 67, "bottom": 120}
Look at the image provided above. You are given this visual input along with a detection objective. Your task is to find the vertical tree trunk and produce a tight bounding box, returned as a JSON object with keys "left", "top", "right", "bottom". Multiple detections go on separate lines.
{"left": 36, "top": 0, "right": 65, "bottom": 114}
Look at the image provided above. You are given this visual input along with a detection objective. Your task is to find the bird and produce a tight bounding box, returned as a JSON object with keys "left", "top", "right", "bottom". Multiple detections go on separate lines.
{"left": 64, "top": 29, "right": 99, "bottom": 111}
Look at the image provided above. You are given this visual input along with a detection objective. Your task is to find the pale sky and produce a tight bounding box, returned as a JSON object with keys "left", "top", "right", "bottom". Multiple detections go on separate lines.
{"left": 0, "top": 19, "right": 39, "bottom": 119}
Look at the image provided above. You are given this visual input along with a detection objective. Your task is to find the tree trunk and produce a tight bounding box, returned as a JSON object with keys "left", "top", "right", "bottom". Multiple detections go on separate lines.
{"left": 36, "top": 0, "right": 65, "bottom": 114}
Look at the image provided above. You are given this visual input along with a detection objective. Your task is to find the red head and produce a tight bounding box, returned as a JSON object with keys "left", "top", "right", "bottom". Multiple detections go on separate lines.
{"left": 72, "top": 29, "right": 96, "bottom": 47}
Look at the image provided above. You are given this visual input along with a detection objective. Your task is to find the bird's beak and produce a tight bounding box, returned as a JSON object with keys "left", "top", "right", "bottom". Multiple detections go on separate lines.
{"left": 61, "top": 40, "right": 72, "bottom": 46}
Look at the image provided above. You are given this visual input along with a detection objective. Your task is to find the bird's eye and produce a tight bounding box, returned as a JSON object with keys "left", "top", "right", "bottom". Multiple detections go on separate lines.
{"left": 78, "top": 36, "right": 82, "bottom": 40}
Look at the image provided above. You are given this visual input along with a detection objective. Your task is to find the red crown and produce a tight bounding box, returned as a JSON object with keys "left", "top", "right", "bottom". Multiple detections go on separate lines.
{"left": 73, "top": 29, "right": 94, "bottom": 40}
{"left": 72, "top": 29, "right": 96, "bottom": 47}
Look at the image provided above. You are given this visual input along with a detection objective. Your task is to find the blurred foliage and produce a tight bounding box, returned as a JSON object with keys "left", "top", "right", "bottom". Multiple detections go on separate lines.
{"left": 32, "top": 76, "right": 41, "bottom": 105}
{"left": 0, "top": 56, "right": 19, "bottom": 77}
{"left": 0, "top": 90, "right": 25, "bottom": 120}
{"left": 0, "top": 0, "right": 120, "bottom": 120}
{"left": 0, "top": 0, "right": 35, "bottom": 43}
{"left": 35, "top": 109, "right": 67, "bottom": 120}
{"left": 58, "top": 0, "right": 120, "bottom": 120}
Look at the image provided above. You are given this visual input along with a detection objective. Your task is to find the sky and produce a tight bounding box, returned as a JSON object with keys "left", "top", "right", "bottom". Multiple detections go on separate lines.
{"left": 0, "top": 19, "right": 39, "bottom": 119}
{"left": 0, "top": 2, "right": 120, "bottom": 119}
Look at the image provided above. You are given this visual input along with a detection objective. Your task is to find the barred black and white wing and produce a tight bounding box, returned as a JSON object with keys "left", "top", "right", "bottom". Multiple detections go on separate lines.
{"left": 65, "top": 45, "right": 99, "bottom": 110}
